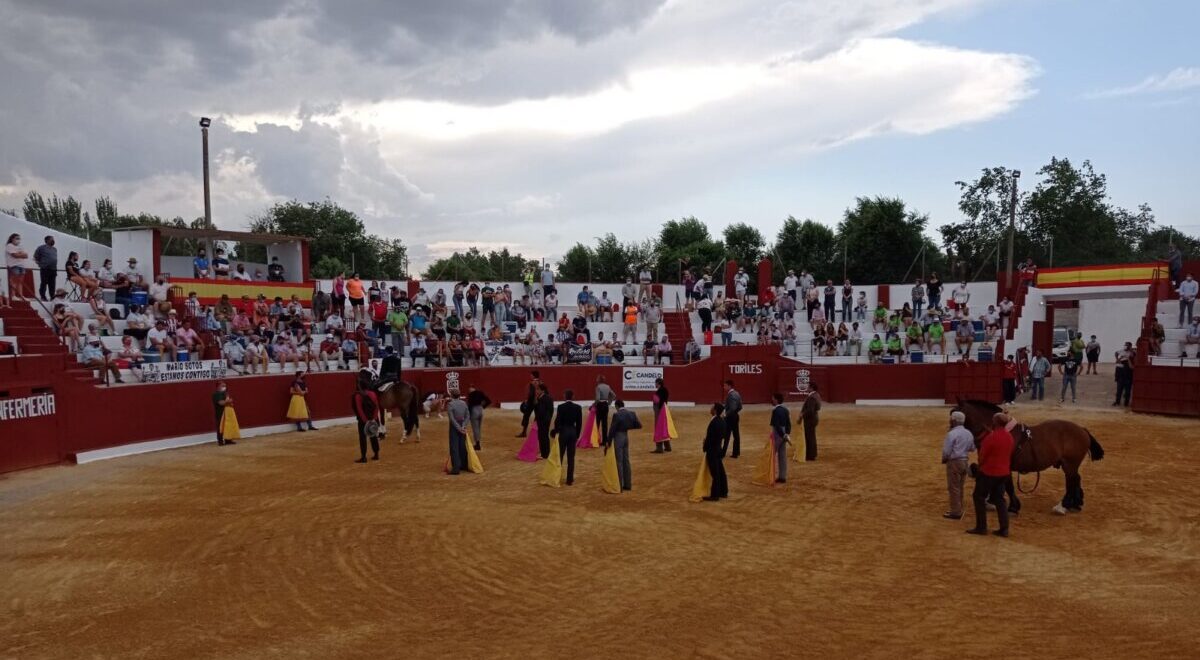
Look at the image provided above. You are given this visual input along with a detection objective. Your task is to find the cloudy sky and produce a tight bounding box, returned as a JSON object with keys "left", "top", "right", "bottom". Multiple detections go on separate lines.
{"left": 1, "top": 0, "right": 1197, "bottom": 270}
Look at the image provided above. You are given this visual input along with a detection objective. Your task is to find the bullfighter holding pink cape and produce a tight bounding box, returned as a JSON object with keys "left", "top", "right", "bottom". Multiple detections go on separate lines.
{"left": 651, "top": 377, "right": 677, "bottom": 453}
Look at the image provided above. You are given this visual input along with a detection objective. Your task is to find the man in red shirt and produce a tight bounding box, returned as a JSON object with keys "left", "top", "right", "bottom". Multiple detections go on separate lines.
{"left": 1002, "top": 356, "right": 1018, "bottom": 404}
{"left": 967, "top": 412, "right": 1015, "bottom": 537}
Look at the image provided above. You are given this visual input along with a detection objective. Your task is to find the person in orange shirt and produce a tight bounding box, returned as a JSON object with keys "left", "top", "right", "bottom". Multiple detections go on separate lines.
{"left": 622, "top": 302, "right": 639, "bottom": 344}
{"left": 346, "top": 273, "right": 366, "bottom": 323}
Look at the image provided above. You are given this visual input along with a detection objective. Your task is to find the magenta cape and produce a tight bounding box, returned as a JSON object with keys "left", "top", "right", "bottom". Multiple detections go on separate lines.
{"left": 577, "top": 406, "right": 600, "bottom": 449}
{"left": 516, "top": 421, "right": 541, "bottom": 462}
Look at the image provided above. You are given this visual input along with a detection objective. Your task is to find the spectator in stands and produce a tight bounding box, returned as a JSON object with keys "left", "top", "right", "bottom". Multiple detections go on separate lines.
{"left": 51, "top": 303, "right": 82, "bottom": 351}
{"left": 1165, "top": 245, "right": 1183, "bottom": 287}
{"left": 1028, "top": 350, "right": 1051, "bottom": 400}
{"left": 1114, "top": 342, "right": 1135, "bottom": 406}
{"left": 847, "top": 322, "right": 863, "bottom": 356}
{"left": 911, "top": 278, "right": 925, "bottom": 318}
{"left": 96, "top": 258, "right": 117, "bottom": 289}
{"left": 867, "top": 334, "right": 884, "bottom": 363}
{"left": 223, "top": 334, "right": 247, "bottom": 375}
{"left": 735, "top": 268, "right": 749, "bottom": 301}
{"left": 621, "top": 301, "right": 639, "bottom": 344}
{"left": 89, "top": 291, "right": 115, "bottom": 335}
{"left": 369, "top": 294, "right": 389, "bottom": 341}
{"left": 1018, "top": 257, "right": 1037, "bottom": 290}
{"left": 541, "top": 264, "right": 556, "bottom": 296}
{"left": 33, "top": 235, "right": 57, "bottom": 301}
{"left": 716, "top": 318, "right": 732, "bottom": 346}
{"left": 147, "top": 276, "right": 171, "bottom": 317}
{"left": 620, "top": 277, "right": 637, "bottom": 307}
{"left": 115, "top": 335, "right": 145, "bottom": 381}
{"left": 512, "top": 295, "right": 529, "bottom": 329}
{"left": 409, "top": 332, "right": 428, "bottom": 365}
{"left": 274, "top": 335, "right": 300, "bottom": 372}
{"left": 905, "top": 320, "right": 924, "bottom": 352}
{"left": 1181, "top": 317, "right": 1200, "bottom": 359}
{"left": 65, "top": 251, "right": 100, "bottom": 300}
{"left": 776, "top": 290, "right": 794, "bottom": 321}
{"left": 82, "top": 335, "right": 122, "bottom": 383}
{"left": 148, "top": 319, "right": 177, "bottom": 361}
{"left": 980, "top": 306, "right": 1000, "bottom": 342}
{"left": 479, "top": 282, "right": 496, "bottom": 326}
{"left": 123, "top": 257, "right": 144, "bottom": 289}
{"left": 638, "top": 266, "right": 653, "bottom": 301}
{"left": 1083, "top": 335, "right": 1101, "bottom": 374}
{"left": 684, "top": 337, "right": 701, "bottom": 363}
{"left": 871, "top": 302, "right": 888, "bottom": 333}
{"left": 1178, "top": 273, "right": 1197, "bottom": 327}
{"left": 346, "top": 273, "right": 366, "bottom": 323}
{"left": 926, "top": 272, "right": 943, "bottom": 310}
{"left": 230, "top": 263, "right": 250, "bottom": 281}
{"left": 952, "top": 281, "right": 971, "bottom": 314}
{"left": 211, "top": 249, "right": 230, "bottom": 279}
{"left": 297, "top": 336, "right": 318, "bottom": 371}
{"left": 176, "top": 319, "right": 203, "bottom": 361}
{"left": 642, "top": 299, "right": 661, "bottom": 342}
{"left": 385, "top": 303, "right": 407, "bottom": 355}
{"left": 926, "top": 316, "right": 946, "bottom": 355}
{"left": 193, "top": 248, "right": 210, "bottom": 278}
{"left": 267, "top": 256, "right": 285, "bottom": 282}
{"left": 998, "top": 296, "right": 1014, "bottom": 330}
{"left": 654, "top": 335, "right": 673, "bottom": 365}
{"left": 954, "top": 319, "right": 975, "bottom": 356}
{"left": 597, "top": 291, "right": 613, "bottom": 322}
{"left": 544, "top": 289, "right": 558, "bottom": 319}
{"left": 784, "top": 270, "right": 798, "bottom": 302}
{"left": 799, "top": 270, "right": 815, "bottom": 298}
{"left": 120, "top": 305, "right": 149, "bottom": 345}
{"left": 803, "top": 285, "right": 819, "bottom": 322}
{"left": 5, "top": 233, "right": 35, "bottom": 300}
{"left": 316, "top": 334, "right": 341, "bottom": 370}
{"left": 886, "top": 334, "right": 904, "bottom": 362}
{"left": 311, "top": 285, "right": 330, "bottom": 322}
{"left": 1149, "top": 319, "right": 1165, "bottom": 356}
{"left": 244, "top": 335, "right": 268, "bottom": 374}
{"left": 820, "top": 279, "right": 835, "bottom": 321}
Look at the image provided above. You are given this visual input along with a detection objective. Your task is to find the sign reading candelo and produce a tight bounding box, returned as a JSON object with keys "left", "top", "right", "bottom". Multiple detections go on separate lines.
{"left": 141, "top": 359, "right": 228, "bottom": 384}
{"left": 622, "top": 367, "right": 663, "bottom": 391}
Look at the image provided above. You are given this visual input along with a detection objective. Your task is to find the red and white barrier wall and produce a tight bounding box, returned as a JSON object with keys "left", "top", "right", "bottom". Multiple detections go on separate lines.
{"left": 1, "top": 346, "right": 1006, "bottom": 474}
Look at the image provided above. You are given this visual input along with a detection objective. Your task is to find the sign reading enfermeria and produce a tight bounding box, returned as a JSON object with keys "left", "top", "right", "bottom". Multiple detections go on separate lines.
{"left": 0, "top": 393, "right": 56, "bottom": 421}
{"left": 141, "top": 359, "right": 228, "bottom": 384}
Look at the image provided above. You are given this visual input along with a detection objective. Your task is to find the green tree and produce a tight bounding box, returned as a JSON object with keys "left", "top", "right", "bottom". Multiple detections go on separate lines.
{"left": 1136, "top": 226, "right": 1200, "bottom": 262}
{"left": 836, "top": 197, "right": 932, "bottom": 283}
{"left": 654, "top": 217, "right": 724, "bottom": 283}
{"left": 941, "top": 166, "right": 1032, "bottom": 279}
{"left": 771, "top": 216, "right": 837, "bottom": 282}
{"left": 556, "top": 243, "right": 595, "bottom": 281}
{"left": 23, "top": 192, "right": 85, "bottom": 235}
{"left": 249, "top": 199, "right": 408, "bottom": 279}
{"left": 723, "top": 223, "right": 765, "bottom": 270}
{"left": 421, "top": 247, "right": 538, "bottom": 282}
{"left": 312, "top": 255, "right": 351, "bottom": 279}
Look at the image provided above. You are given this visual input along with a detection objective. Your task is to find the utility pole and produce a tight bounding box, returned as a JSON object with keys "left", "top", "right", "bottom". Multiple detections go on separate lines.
{"left": 1004, "top": 169, "right": 1021, "bottom": 290}
{"left": 199, "top": 117, "right": 213, "bottom": 229}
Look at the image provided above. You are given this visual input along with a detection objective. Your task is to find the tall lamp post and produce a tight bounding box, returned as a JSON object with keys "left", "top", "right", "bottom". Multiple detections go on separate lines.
{"left": 199, "top": 117, "right": 213, "bottom": 230}
{"left": 1004, "top": 169, "right": 1021, "bottom": 290}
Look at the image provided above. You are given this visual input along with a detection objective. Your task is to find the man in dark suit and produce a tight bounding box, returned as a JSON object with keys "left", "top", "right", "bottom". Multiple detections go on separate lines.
{"left": 517, "top": 370, "right": 540, "bottom": 437}
{"left": 552, "top": 388, "right": 583, "bottom": 485}
{"left": 722, "top": 380, "right": 742, "bottom": 458}
{"left": 703, "top": 403, "right": 728, "bottom": 501}
{"left": 607, "top": 400, "right": 642, "bottom": 491}
{"left": 534, "top": 382, "right": 554, "bottom": 459}
{"left": 799, "top": 383, "right": 822, "bottom": 461}
{"left": 770, "top": 393, "right": 792, "bottom": 484}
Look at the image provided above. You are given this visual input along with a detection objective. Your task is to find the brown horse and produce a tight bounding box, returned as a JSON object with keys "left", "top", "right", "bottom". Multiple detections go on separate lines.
{"left": 360, "top": 369, "right": 421, "bottom": 441}
{"left": 954, "top": 399, "right": 1105, "bottom": 514}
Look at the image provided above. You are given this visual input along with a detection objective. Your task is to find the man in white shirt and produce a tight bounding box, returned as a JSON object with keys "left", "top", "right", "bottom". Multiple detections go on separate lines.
{"left": 941, "top": 411, "right": 975, "bottom": 520}
{"left": 1181, "top": 317, "right": 1200, "bottom": 358}
{"left": 734, "top": 268, "right": 749, "bottom": 301}
{"left": 147, "top": 320, "right": 177, "bottom": 361}
{"left": 232, "top": 264, "right": 252, "bottom": 281}
{"left": 638, "top": 267, "right": 652, "bottom": 302}
{"left": 125, "top": 258, "right": 144, "bottom": 287}
{"left": 223, "top": 335, "right": 247, "bottom": 374}
{"left": 848, "top": 322, "right": 864, "bottom": 356}
{"left": 643, "top": 301, "right": 663, "bottom": 342}
{"left": 952, "top": 282, "right": 971, "bottom": 310}
{"left": 325, "top": 311, "right": 345, "bottom": 334}
{"left": 1177, "top": 273, "right": 1197, "bottom": 327}
{"left": 979, "top": 306, "right": 1000, "bottom": 341}
{"left": 784, "top": 270, "right": 798, "bottom": 302}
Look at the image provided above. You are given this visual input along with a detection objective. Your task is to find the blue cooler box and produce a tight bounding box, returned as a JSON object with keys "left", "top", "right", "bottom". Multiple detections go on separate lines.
{"left": 910, "top": 350, "right": 924, "bottom": 363}
{"left": 130, "top": 290, "right": 149, "bottom": 306}
{"left": 176, "top": 349, "right": 190, "bottom": 362}
{"left": 977, "top": 349, "right": 994, "bottom": 362}
{"left": 881, "top": 356, "right": 896, "bottom": 364}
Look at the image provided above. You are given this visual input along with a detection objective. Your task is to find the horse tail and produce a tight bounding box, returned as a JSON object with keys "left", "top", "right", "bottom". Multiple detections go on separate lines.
{"left": 405, "top": 381, "right": 421, "bottom": 423}
{"left": 1087, "top": 431, "right": 1105, "bottom": 462}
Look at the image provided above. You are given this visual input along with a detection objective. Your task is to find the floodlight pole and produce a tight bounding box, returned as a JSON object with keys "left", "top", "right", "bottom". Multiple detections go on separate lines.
{"left": 200, "top": 118, "right": 213, "bottom": 230}
{"left": 1004, "top": 169, "right": 1021, "bottom": 290}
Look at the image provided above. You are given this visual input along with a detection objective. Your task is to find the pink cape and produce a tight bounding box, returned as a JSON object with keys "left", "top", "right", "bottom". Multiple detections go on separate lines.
{"left": 578, "top": 407, "right": 599, "bottom": 449}
{"left": 516, "top": 421, "right": 541, "bottom": 462}
{"left": 653, "top": 395, "right": 669, "bottom": 443}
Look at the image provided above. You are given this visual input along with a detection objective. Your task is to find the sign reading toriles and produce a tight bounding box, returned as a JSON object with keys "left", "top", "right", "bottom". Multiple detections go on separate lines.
{"left": 622, "top": 367, "right": 663, "bottom": 391}
{"left": 141, "top": 359, "right": 228, "bottom": 384}
{"left": 0, "top": 393, "right": 56, "bottom": 421}
{"left": 728, "top": 363, "right": 764, "bottom": 375}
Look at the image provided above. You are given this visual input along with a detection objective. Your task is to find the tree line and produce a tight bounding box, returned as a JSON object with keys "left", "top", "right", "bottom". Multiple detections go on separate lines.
{"left": 14, "top": 156, "right": 1196, "bottom": 286}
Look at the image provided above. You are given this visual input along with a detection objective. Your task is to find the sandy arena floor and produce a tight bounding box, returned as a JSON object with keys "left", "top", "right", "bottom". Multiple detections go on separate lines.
{"left": 2, "top": 404, "right": 1198, "bottom": 659}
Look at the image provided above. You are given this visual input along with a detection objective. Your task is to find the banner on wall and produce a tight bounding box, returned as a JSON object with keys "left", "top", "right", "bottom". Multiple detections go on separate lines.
{"left": 141, "top": 359, "right": 228, "bottom": 384}
{"left": 565, "top": 343, "right": 593, "bottom": 365}
{"left": 622, "top": 367, "right": 663, "bottom": 391}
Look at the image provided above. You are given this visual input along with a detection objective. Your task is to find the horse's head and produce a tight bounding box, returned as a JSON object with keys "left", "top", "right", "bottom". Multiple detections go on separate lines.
{"left": 956, "top": 399, "right": 1002, "bottom": 445}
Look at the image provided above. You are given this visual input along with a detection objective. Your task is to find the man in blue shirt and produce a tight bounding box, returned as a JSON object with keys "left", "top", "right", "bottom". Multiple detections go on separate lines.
{"left": 941, "top": 411, "right": 974, "bottom": 519}
{"left": 193, "top": 248, "right": 210, "bottom": 278}
{"left": 1028, "top": 350, "right": 1051, "bottom": 400}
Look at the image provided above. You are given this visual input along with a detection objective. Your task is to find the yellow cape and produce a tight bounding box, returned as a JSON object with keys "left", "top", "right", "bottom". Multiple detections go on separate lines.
{"left": 688, "top": 454, "right": 713, "bottom": 502}
{"left": 220, "top": 407, "right": 241, "bottom": 439}
{"left": 751, "top": 436, "right": 778, "bottom": 487}
{"left": 286, "top": 394, "right": 310, "bottom": 420}
{"left": 600, "top": 444, "right": 621, "bottom": 494}
{"left": 589, "top": 415, "right": 601, "bottom": 448}
{"left": 665, "top": 406, "right": 679, "bottom": 439}
{"left": 465, "top": 434, "right": 484, "bottom": 474}
{"left": 539, "top": 437, "right": 563, "bottom": 487}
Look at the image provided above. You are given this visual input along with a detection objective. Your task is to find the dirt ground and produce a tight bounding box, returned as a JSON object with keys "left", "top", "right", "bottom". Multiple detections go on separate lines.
{"left": 2, "top": 404, "right": 1198, "bottom": 659}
